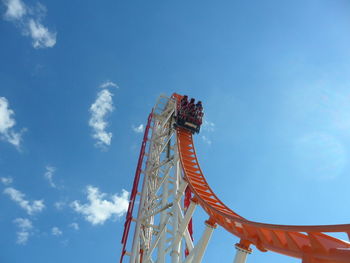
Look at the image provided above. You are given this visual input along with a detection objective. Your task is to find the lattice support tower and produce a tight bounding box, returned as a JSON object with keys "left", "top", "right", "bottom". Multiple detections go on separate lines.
{"left": 121, "top": 95, "right": 212, "bottom": 263}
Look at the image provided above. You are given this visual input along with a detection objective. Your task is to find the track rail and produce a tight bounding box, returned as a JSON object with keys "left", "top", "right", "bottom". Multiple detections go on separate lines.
{"left": 173, "top": 93, "right": 350, "bottom": 263}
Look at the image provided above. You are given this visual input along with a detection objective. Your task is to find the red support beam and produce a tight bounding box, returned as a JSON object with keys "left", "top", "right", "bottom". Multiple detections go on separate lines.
{"left": 120, "top": 112, "right": 153, "bottom": 263}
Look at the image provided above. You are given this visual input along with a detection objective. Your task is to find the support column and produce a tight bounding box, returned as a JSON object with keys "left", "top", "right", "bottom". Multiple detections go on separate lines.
{"left": 173, "top": 200, "right": 197, "bottom": 249}
{"left": 233, "top": 241, "right": 252, "bottom": 263}
{"left": 156, "top": 176, "right": 169, "bottom": 263}
{"left": 171, "top": 154, "right": 181, "bottom": 263}
{"left": 192, "top": 218, "right": 217, "bottom": 263}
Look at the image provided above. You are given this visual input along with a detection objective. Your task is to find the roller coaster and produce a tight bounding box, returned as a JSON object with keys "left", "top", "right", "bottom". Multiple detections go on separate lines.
{"left": 120, "top": 93, "right": 350, "bottom": 263}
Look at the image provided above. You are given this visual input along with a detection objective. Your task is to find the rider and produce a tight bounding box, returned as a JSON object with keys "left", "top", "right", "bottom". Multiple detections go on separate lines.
{"left": 181, "top": 95, "right": 188, "bottom": 107}
{"left": 195, "top": 101, "right": 203, "bottom": 125}
{"left": 188, "top": 98, "right": 195, "bottom": 110}
{"left": 196, "top": 101, "right": 202, "bottom": 112}
{"left": 187, "top": 98, "right": 196, "bottom": 122}
{"left": 179, "top": 95, "right": 188, "bottom": 120}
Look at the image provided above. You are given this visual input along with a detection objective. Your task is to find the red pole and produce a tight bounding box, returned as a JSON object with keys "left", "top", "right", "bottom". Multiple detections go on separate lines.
{"left": 184, "top": 186, "right": 194, "bottom": 257}
{"left": 120, "top": 112, "right": 153, "bottom": 263}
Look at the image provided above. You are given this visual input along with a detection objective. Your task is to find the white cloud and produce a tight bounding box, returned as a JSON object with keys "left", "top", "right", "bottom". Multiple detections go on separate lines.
{"left": 14, "top": 217, "right": 32, "bottom": 229}
{"left": 27, "top": 18, "right": 56, "bottom": 48}
{"left": 54, "top": 201, "right": 65, "bottom": 210}
{"left": 44, "top": 165, "right": 56, "bottom": 188}
{"left": 4, "top": 187, "right": 45, "bottom": 215}
{"left": 201, "top": 135, "right": 212, "bottom": 145}
{"left": 16, "top": 231, "right": 30, "bottom": 244}
{"left": 132, "top": 124, "right": 144, "bottom": 133}
{"left": 202, "top": 119, "right": 215, "bottom": 132}
{"left": 0, "top": 97, "right": 25, "bottom": 148}
{"left": 100, "top": 81, "right": 118, "bottom": 89}
{"left": 3, "top": 0, "right": 26, "bottom": 20}
{"left": 200, "top": 118, "right": 214, "bottom": 145}
{"left": 2, "top": 0, "right": 56, "bottom": 48}
{"left": 71, "top": 186, "right": 129, "bottom": 225}
{"left": 69, "top": 222, "right": 79, "bottom": 230}
{"left": 0, "top": 176, "right": 13, "bottom": 185}
{"left": 13, "top": 218, "right": 33, "bottom": 245}
{"left": 89, "top": 89, "right": 114, "bottom": 148}
{"left": 51, "top": 227, "right": 62, "bottom": 236}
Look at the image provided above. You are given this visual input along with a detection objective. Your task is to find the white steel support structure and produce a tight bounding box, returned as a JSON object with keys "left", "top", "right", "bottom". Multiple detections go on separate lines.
{"left": 124, "top": 95, "right": 216, "bottom": 263}
{"left": 232, "top": 244, "right": 251, "bottom": 263}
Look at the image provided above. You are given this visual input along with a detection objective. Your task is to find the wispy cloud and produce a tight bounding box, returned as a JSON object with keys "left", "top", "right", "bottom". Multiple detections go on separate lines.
{"left": 201, "top": 118, "right": 215, "bottom": 145}
{"left": 2, "top": 0, "right": 56, "bottom": 48}
{"left": 4, "top": 187, "right": 45, "bottom": 215}
{"left": 201, "top": 135, "right": 212, "bottom": 145}
{"left": 51, "top": 227, "right": 62, "bottom": 236}
{"left": 13, "top": 218, "right": 33, "bottom": 245}
{"left": 44, "top": 165, "right": 56, "bottom": 188}
{"left": 0, "top": 97, "right": 25, "bottom": 148}
{"left": 132, "top": 124, "right": 144, "bottom": 133}
{"left": 27, "top": 18, "right": 56, "bottom": 48}
{"left": 89, "top": 89, "right": 114, "bottom": 148}
{"left": 54, "top": 201, "right": 65, "bottom": 210}
{"left": 69, "top": 222, "right": 79, "bottom": 230}
{"left": 202, "top": 119, "right": 215, "bottom": 132}
{"left": 71, "top": 186, "right": 129, "bottom": 225}
{"left": 100, "top": 81, "right": 118, "bottom": 89}
{"left": 3, "top": 0, "right": 26, "bottom": 20}
{"left": 0, "top": 176, "right": 13, "bottom": 185}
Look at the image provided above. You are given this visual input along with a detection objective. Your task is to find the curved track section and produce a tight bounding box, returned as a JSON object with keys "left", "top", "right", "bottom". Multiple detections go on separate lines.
{"left": 173, "top": 93, "right": 350, "bottom": 263}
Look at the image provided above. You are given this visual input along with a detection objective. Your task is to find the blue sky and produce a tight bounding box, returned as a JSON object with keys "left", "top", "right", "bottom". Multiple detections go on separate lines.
{"left": 1, "top": 0, "right": 350, "bottom": 262}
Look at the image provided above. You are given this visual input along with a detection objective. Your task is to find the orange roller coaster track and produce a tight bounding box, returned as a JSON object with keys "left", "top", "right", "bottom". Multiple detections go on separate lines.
{"left": 172, "top": 93, "right": 350, "bottom": 263}
{"left": 121, "top": 93, "right": 350, "bottom": 263}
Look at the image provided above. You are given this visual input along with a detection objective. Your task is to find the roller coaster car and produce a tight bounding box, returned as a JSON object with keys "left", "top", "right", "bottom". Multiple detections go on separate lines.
{"left": 175, "top": 97, "right": 203, "bottom": 134}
